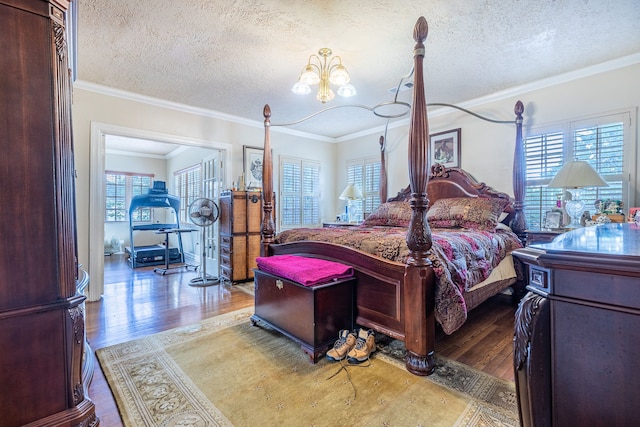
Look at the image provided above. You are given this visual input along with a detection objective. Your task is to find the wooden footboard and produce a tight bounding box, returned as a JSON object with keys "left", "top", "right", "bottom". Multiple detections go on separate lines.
{"left": 269, "top": 242, "right": 408, "bottom": 340}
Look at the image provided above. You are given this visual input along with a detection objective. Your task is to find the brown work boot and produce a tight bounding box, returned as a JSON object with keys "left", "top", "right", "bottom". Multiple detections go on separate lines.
{"left": 347, "top": 328, "right": 376, "bottom": 364}
{"left": 326, "top": 330, "right": 357, "bottom": 361}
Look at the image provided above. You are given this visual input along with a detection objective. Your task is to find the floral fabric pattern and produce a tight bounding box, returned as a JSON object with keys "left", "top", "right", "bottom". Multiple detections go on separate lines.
{"left": 275, "top": 225, "right": 522, "bottom": 334}
{"left": 361, "top": 201, "right": 413, "bottom": 227}
{"left": 427, "top": 197, "right": 510, "bottom": 231}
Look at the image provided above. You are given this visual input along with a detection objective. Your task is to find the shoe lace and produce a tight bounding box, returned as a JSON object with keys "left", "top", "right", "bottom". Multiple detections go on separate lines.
{"left": 333, "top": 336, "right": 347, "bottom": 350}
{"left": 326, "top": 357, "right": 370, "bottom": 401}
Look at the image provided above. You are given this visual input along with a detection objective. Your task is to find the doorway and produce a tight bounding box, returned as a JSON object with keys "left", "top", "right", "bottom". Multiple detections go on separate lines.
{"left": 88, "top": 122, "right": 232, "bottom": 301}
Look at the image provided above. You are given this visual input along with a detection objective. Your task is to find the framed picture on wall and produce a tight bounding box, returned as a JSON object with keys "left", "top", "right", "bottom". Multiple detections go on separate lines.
{"left": 243, "top": 145, "right": 264, "bottom": 190}
{"left": 430, "top": 128, "right": 461, "bottom": 168}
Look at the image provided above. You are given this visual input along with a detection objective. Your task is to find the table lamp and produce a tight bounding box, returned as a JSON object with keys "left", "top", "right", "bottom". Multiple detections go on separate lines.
{"left": 339, "top": 183, "right": 363, "bottom": 223}
{"left": 548, "top": 160, "right": 608, "bottom": 228}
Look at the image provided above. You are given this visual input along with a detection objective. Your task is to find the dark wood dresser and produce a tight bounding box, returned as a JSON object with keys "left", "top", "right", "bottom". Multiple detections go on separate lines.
{"left": 0, "top": 0, "right": 97, "bottom": 425}
{"left": 512, "top": 223, "right": 640, "bottom": 427}
{"left": 219, "top": 190, "right": 262, "bottom": 283}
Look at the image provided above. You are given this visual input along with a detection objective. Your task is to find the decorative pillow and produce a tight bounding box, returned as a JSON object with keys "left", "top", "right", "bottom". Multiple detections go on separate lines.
{"left": 427, "top": 197, "right": 510, "bottom": 231}
{"left": 362, "top": 201, "right": 412, "bottom": 227}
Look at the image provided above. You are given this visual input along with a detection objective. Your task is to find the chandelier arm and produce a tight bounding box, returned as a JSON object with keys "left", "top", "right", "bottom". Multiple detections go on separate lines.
{"left": 307, "top": 62, "right": 321, "bottom": 74}
{"left": 327, "top": 55, "right": 343, "bottom": 69}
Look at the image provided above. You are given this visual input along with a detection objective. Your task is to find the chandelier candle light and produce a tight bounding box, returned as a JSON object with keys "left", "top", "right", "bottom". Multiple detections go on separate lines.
{"left": 292, "top": 48, "right": 356, "bottom": 103}
{"left": 548, "top": 159, "right": 608, "bottom": 228}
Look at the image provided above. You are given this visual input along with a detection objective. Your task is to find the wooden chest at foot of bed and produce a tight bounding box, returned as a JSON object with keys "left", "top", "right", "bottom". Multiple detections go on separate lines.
{"left": 251, "top": 269, "right": 355, "bottom": 363}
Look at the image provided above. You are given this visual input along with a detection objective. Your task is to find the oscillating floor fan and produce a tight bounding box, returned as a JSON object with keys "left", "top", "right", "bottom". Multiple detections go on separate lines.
{"left": 188, "top": 197, "right": 221, "bottom": 287}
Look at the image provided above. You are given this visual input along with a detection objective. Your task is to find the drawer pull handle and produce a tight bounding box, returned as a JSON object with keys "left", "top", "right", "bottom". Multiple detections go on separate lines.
{"left": 276, "top": 279, "right": 283, "bottom": 290}
{"left": 531, "top": 270, "right": 547, "bottom": 288}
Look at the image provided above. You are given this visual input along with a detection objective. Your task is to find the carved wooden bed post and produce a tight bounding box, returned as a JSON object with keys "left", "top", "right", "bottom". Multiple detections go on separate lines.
{"left": 261, "top": 104, "right": 276, "bottom": 257}
{"left": 379, "top": 135, "right": 388, "bottom": 203}
{"left": 510, "top": 100, "right": 526, "bottom": 241}
{"left": 404, "top": 16, "right": 436, "bottom": 376}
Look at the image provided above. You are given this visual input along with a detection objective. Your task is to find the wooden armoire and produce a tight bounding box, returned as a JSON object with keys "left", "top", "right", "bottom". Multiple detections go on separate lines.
{"left": 219, "top": 190, "right": 263, "bottom": 283}
{"left": 0, "top": 1, "right": 97, "bottom": 426}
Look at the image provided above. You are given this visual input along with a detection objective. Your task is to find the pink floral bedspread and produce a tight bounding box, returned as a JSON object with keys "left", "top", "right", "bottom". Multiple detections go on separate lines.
{"left": 275, "top": 225, "right": 522, "bottom": 334}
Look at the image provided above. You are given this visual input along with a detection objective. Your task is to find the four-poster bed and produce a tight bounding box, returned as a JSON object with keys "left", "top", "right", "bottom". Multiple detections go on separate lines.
{"left": 259, "top": 16, "right": 526, "bottom": 376}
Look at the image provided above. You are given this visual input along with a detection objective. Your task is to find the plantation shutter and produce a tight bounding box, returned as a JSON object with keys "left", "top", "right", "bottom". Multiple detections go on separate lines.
{"left": 524, "top": 132, "right": 564, "bottom": 229}
{"left": 524, "top": 111, "right": 630, "bottom": 229}
{"left": 571, "top": 117, "right": 625, "bottom": 211}
{"left": 281, "top": 157, "right": 320, "bottom": 227}
{"left": 281, "top": 160, "right": 301, "bottom": 226}
{"left": 364, "top": 161, "right": 381, "bottom": 216}
{"left": 173, "top": 164, "right": 201, "bottom": 223}
{"left": 347, "top": 156, "right": 381, "bottom": 221}
{"left": 302, "top": 162, "right": 320, "bottom": 225}
{"left": 346, "top": 161, "right": 363, "bottom": 220}
{"left": 105, "top": 171, "right": 154, "bottom": 222}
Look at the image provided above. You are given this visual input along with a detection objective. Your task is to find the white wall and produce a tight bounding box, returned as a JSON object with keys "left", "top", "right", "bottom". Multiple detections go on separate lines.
{"left": 72, "top": 62, "right": 639, "bottom": 300}
{"left": 72, "top": 87, "right": 336, "bottom": 299}
{"left": 337, "top": 63, "right": 640, "bottom": 207}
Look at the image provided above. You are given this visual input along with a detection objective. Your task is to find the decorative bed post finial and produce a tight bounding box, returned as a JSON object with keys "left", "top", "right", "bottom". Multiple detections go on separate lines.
{"left": 413, "top": 16, "right": 428, "bottom": 45}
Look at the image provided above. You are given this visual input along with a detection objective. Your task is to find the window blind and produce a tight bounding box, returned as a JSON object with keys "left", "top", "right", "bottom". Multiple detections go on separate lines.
{"left": 105, "top": 172, "right": 153, "bottom": 222}
{"left": 280, "top": 158, "right": 320, "bottom": 227}
{"left": 174, "top": 164, "right": 202, "bottom": 223}
{"left": 524, "top": 112, "right": 629, "bottom": 229}
{"left": 523, "top": 132, "right": 564, "bottom": 229}
{"left": 347, "top": 156, "right": 381, "bottom": 220}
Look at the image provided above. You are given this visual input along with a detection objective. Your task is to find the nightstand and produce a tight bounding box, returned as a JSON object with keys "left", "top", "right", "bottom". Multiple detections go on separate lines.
{"left": 525, "top": 229, "right": 567, "bottom": 246}
{"left": 322, "top": 221, "right": 360, "bottom": 228}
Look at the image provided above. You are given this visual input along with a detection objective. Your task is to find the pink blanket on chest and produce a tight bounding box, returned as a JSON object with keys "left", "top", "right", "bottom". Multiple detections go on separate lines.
{"left": 255, "top": 255, "right": 354, "bottom": 287}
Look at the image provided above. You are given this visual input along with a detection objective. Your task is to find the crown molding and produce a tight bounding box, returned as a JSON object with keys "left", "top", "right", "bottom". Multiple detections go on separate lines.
{"left": 75, "top": 52, "right": 640, "bottom": 144}
{"left": 73, "top": 80, "right": 336, "bottom": 143}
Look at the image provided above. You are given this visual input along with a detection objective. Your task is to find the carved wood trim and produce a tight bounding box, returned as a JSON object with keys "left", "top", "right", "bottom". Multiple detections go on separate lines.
{"left": 379, "top": 135, "right": 387, "bottom": 203}
{"left": 261, "top": 105, "right": 275, "bottom": 257}
{"left": 513, "top": 292, "right": 546, "bottom": 370}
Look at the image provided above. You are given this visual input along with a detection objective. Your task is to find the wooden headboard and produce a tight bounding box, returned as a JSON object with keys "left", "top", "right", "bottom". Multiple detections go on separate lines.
{"left": 388, "top": 163, "right": 515, "bottom": 223}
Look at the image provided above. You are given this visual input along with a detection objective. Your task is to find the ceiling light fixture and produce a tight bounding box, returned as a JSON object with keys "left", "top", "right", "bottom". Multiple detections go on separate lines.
{"left": 291, "top": 48, "right": 356, "bottom": 103}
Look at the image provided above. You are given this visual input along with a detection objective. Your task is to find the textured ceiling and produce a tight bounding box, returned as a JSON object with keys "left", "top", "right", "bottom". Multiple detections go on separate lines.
{"left": 77, "top": 0, "right": 640, "bottom": 139}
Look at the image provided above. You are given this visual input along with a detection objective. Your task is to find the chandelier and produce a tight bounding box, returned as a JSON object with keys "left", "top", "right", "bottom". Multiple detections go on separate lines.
{"left": 291, "top": 48, "right": 356, "bottom": 103}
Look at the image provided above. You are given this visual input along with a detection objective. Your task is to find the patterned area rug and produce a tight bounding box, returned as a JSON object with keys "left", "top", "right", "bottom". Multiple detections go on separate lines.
{"left": 96, "top": 307, "right": 518, "bottom": 426}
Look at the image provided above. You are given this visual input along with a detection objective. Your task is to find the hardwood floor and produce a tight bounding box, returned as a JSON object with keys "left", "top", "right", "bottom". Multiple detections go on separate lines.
{"left": 86, "top": 254, "right": 517, "bottom": 425}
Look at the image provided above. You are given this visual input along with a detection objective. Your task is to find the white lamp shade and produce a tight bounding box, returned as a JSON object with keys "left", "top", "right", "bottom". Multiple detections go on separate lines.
{"left": 316, "top": 88, "right": 335, "bottom": 103}
{"left": 548, "top": 160, "right": 608, "bottom": 189}
{"left": 339, "top": 183, "right": 363, "bottom": 200}
{"left": 329, "top": 65, "right": 350, "bottom": 86}
{"left": 299, "top": 65, "right": 320, "bottom": 85}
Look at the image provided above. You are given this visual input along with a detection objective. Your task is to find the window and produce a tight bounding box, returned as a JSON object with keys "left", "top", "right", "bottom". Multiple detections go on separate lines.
{"left": 524, "top": 111, "right": 631, "bottom": 229}
{"left": 105, "top": 171, "right": 153, "bottom": 222}
{"left": 174, "top": 164, "right": 202, "bottom": 223}
{"left": 280, "top": 157, "right": 320, "bottom": 227}
{"left": 346, "top": 157, "right": 381, "bottom": 221}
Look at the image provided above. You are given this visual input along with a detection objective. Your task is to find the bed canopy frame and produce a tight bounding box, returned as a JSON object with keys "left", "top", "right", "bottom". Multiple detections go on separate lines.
{"left": 259, "top": 16, "right": 525, "bottom": 375}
